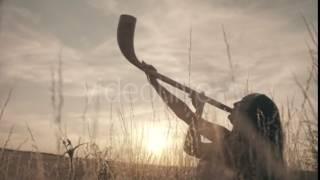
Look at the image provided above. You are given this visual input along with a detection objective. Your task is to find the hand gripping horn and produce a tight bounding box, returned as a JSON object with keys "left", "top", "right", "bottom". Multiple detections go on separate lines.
{"left": 117, "top": 14, "right": 232, "bottom": 113}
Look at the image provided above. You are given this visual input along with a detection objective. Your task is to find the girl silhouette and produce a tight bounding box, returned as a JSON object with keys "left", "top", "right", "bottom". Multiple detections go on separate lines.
{"left": 142, "top": 62, "right": 286, "bottom": 180}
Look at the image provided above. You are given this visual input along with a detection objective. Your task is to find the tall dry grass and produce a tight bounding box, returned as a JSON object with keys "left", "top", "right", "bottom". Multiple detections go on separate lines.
{"left": 281, "top": 16, "right": 318, "bottom": 172}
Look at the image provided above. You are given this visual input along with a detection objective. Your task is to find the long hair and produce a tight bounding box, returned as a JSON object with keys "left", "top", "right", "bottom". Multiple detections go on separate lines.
{"left": 229, "top": 93, "right": 285, "bottom": 180}
{"left": 245, "top": 94, "right": 284, "bottom": 161}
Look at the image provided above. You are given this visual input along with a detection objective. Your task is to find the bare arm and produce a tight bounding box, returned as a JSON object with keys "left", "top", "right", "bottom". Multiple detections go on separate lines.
{"left": 184, "top": 126, "right": 216, "bottom": 159}
{"left": 152, "top": 81, "right": 229, "bottom": 141}
{"left": 142, "top": 62, "right": 194, "bottom": 125}
{"left": 184, "top": 96, "right": 227, "bottom": 158}
{"left": 190, "top": 92, "right": 230, "bottom": 142}
{"left": 195, "top": 118, "right": 229, "bottom": 142}
{"left": 152, "top": 80, "right": 196, "bottom": 124}
{"left": 142, "top": 62, "right": 229, "bottom": 140}
{"left": 184, "top": 119, "right": 229, "bottom": 158}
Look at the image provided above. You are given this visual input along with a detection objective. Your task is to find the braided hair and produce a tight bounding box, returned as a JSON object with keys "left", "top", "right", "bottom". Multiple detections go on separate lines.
{"left": 228, "top": 93, "right": 284, "bottom": 180}
{"left": 245, "top": 93, "right": 284, "bottom": 161}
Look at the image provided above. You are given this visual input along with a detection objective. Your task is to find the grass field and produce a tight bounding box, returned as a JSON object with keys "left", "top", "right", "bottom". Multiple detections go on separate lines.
{"left": 0, "top": 148, "right": 317, "bottom": 180}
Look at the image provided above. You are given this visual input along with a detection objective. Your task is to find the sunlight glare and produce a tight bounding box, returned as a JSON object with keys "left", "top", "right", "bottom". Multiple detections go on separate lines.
{"left": 146, "top": 127, "right": 168, "bottom": 154}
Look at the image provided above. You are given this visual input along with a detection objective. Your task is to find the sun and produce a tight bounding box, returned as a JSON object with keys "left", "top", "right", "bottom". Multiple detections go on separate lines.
{"left": 145, "top": 127, "right": 169, "bottom": 154}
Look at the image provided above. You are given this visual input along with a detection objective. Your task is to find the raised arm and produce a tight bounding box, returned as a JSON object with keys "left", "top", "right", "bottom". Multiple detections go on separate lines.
{"left": 184, "top": 93, "right": 227, "bottom": 158}
{"left": 183, "top": 126, "right": 215, "bottom": 159}
{"left": 190, "top": 92, "right": 230, "bottom": 142}
{"left": 142, "top": 62, "right": 194, "bottom": 125}
{"left": 142, "top": 62, "right": 230, "bottom": 141}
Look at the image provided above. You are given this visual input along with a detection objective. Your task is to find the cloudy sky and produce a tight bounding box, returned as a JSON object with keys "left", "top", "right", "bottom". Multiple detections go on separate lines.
{"left": 0, "top": 0, "right": 317, "bottom": 160}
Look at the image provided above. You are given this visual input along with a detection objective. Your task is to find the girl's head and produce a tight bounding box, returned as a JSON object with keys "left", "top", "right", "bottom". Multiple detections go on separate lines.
{"left": 228, "top": 93, "right": 283, "bottom": 159}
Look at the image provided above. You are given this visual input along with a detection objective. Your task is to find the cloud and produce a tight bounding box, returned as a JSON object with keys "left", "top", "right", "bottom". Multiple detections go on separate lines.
{"left": 5, "top": 0, "right": 118, "bottom": 50}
